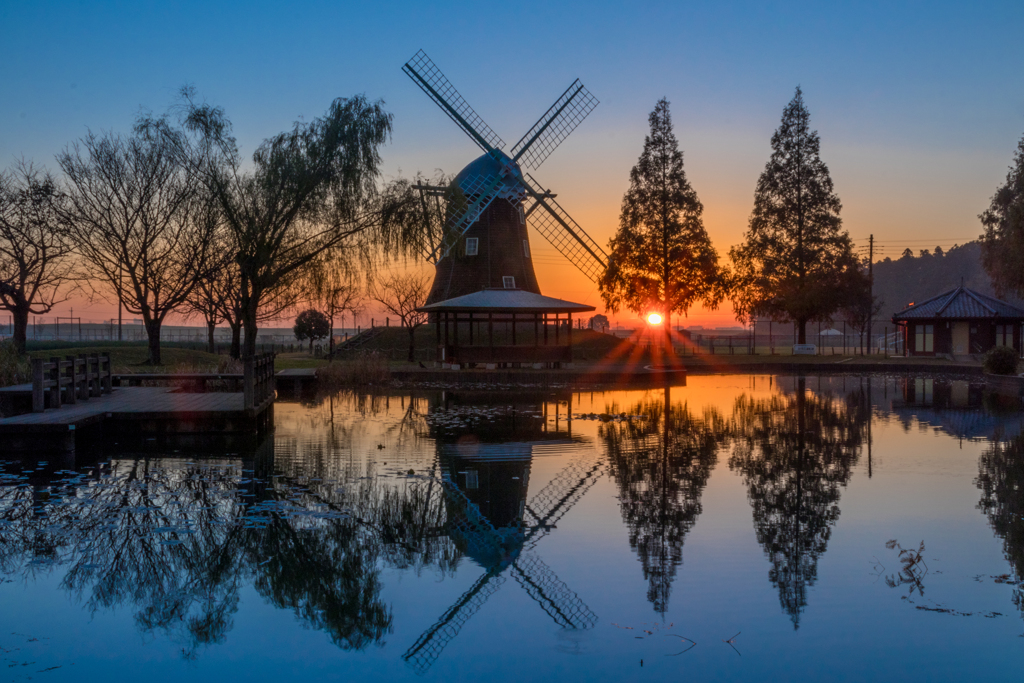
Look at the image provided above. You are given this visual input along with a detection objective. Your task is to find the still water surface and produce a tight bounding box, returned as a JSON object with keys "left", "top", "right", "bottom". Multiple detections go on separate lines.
{"left": 2, "top": 374, "right": 1024, "bottom": 682}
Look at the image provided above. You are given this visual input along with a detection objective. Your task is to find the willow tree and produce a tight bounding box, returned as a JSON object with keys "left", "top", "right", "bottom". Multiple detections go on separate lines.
{"left": 600, "top": 99, "right": 726, "bottom": 343}
{"left": 0, "top": 162, "right": 75, "bottom": 354}
{"left": 168, "top": 92, "right": 420, "bottom": 358}
{"left": 730, "top": 88, "right": 866, "bottom": 344}
{"left": 980, "top": 133, "right": 1024, "bottom": 297}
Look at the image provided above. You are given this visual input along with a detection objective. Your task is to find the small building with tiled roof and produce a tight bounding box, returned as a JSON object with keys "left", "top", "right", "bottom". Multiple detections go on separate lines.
{"left": 891, "top": 285, "right": 1024, "bottom": 357}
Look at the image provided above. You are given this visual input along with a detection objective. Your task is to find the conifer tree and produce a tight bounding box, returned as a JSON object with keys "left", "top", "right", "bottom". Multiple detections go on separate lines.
{"left": 980, "top": 133, "right": 1024, "bottom": 297}
{"left": 730, "top": 88, "right": 865, "bottom": 344}
{"left": 599, "top": 99, "right": 726, "bottom": 342}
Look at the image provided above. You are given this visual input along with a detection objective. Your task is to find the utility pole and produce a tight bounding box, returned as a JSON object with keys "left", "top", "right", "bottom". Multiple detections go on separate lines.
{"left": 118, "top": 262, "right": 123, "bottom": 342}
{"left": 866, "top": 234, "right": 873, "bottom": 355}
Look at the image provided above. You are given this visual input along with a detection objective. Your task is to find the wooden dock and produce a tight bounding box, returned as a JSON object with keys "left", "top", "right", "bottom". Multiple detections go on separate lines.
{"left": 0, "top": 354, "right": 278, "bottom": 454}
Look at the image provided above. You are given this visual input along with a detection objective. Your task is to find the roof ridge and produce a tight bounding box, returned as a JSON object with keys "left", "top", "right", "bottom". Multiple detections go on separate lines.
{"left": 959, "top": 287, "right": 997, "bottom": 315}
{"left": 892, "top": 288, "right": 955, "bottom": 316}
{"left": 931, "top": 287, "right": 962, "bottom": 315}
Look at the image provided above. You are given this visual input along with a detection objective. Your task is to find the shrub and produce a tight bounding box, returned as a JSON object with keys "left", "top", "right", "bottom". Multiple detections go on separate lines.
{"left": 0, "top": 341, "right": 30, "bottom": 387}
{"left": 318, "top": 352, "right": 390, "bottom": 387}
{"left": 984, "top": 345, "right": 1019, "bottom": 375}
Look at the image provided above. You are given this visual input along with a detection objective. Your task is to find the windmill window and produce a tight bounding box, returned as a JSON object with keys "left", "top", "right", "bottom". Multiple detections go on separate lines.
{"left": 517, "top": 205, "right": 525, "bottom": 224}
{"left": 465, "top": 470, "right": 479, "bottom": 489}
{"left": 523, "top": 240, "right": 530, "bottom": 258}
{"left": 465, "top": 237, "right": 478, "bottom": 256}
{"left": 503, "top": 276, "right": 515, "bottom": 289}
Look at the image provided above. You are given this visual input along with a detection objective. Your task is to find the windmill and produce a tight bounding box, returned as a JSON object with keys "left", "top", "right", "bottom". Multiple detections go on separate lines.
{"left": 402, "top": 50, "right": 609, "bottom": 305}
{"left": 402, "top": 450, "right": 603, "bottom": 675}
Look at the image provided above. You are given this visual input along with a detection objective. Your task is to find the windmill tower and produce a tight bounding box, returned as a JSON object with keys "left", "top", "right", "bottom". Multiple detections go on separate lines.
{"left": 403, "top": 50, "right": 609, "bottom": 305}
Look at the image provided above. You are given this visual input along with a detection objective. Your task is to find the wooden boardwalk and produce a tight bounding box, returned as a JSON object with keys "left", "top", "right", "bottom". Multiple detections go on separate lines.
{"left": 0, "top": 387, "right": 250, "bottom": 435}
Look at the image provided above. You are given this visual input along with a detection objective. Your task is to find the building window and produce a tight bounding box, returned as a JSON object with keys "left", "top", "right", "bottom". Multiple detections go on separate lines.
{"left": 503, "top": 276, "right": 515, "bottom": 289}
{"left": 997, "top": 324, "right": 1012, "bottom": 347}
{"left": 465, "top": 470, "right": 479, "bottom": 489}
{"left": 915, "top": 324, "right": 934, "bottom": 353}
{"left": 523, "top": 240, "right": 530, "bottom": 258}
{"left": 517, "top": 205, "right": 525, "bottom": 224}
{"left": 465, "top": 237, "right": 478, "bottom": 256}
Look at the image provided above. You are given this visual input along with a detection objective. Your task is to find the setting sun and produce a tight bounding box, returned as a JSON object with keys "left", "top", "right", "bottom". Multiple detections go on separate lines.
{"left": 646, "top": 313, "right": 663, "bottom": 325}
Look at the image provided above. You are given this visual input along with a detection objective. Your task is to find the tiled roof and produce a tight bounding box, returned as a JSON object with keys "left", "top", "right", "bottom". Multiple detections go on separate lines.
{"left": 892, "top": 286, "right": 1024, "bottom": 320}
{"left": 417, "top": 288, "right": 596, "bottom": 313}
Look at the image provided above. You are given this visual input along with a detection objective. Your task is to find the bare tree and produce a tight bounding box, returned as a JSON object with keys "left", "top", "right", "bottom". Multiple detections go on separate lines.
{"left": 0, "top": 162, "right": 76, "bottom": 354}
{"left": 57, "top": 126, "right": 216, "bottom": 365}
{"left": 369, "top": 272, "right": 430, "bottom": 362}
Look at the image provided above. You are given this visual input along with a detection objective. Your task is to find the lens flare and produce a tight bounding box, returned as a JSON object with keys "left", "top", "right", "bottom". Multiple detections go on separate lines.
{"left": 647, "top": 313, "right": 663, "bottom": 325}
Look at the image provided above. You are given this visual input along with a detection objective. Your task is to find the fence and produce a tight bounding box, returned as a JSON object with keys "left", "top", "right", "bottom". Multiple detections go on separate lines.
{"left": 243, "top": 354, "right": 275, "bottom": 413}
{"left": 633, "top": 329, "right": 905, "bottom": 356}
{"left": 32, "top": 353, "right": 112, "bottom": 412}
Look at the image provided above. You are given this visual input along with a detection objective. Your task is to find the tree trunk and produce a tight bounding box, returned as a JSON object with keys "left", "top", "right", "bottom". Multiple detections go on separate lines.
{"left": 10, "top": 306, "right": 29, "bottom": 355}
{"left": 229, "top": 321, "right": 241, "bottom": 360}
{"left": 242, "top": 304, "right": 258, "bottom": 358}
{"left": 309, "top": 338, "right": 314, "bottom": 354}
{"left": 797, "top": 319, "right": 807, "bottom": 345}
{"left": 207, "top": 321, "right": 216, "bottom": 355}
{"left": 408, "top": 325, "right": 416, "bottom": 362}
{"left": 145, "top": 317, "right": 163, "bottom": 365}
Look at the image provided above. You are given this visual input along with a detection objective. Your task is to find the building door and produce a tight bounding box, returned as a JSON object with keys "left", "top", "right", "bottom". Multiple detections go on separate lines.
{"left": 952, "top": 322, "right": 969, "bottom": 354}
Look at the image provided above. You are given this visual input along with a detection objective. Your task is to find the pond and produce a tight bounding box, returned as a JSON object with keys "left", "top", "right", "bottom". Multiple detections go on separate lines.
{"left": 1, "top": 374, "right": 1023, "bottom": 682}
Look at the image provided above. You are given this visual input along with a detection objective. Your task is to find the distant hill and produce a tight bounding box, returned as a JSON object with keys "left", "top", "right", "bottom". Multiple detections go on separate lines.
{"left": 872, "top": 241, "right": 1024, "bottom": 319}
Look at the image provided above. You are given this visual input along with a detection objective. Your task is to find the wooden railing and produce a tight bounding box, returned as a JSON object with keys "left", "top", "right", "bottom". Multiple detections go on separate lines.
{"left": 32, "top": 353, "right": 112, "bottom": 412}
{"left": 243, "top": 354, "right": 275, "bottom": 413}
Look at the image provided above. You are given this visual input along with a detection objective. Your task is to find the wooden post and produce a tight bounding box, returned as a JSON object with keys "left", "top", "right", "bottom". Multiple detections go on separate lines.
{"left": 244, "top": 356, "right": 254, "bottom": 411}
{"left": 32, "top": 359, "right": 45, "bottom": 412}
{"left": 567, "top": 313, "right": 573, "bottom": 362}
{"left": 511, "top": 313, "right": 516, "bottom": 345}
{"left": 49, "top": 357, "right": 62, "bottom": 408}
{"left": 64, "top": 356, "right": 77, "bottom": 404}
{"left": 534, "top": 313, "right": 539, "bottom": 347}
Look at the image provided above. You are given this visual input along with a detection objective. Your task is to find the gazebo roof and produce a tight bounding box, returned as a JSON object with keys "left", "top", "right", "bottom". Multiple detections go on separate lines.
{"left": 417, "top": 288, "right": 596, "bottom": 314}
{"left": 892, "top": 286, "right": 1024, "bottom": 321}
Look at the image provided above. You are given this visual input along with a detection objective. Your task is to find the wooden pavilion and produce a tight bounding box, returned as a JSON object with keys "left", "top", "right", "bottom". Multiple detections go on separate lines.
{"left": 417, "top": 289, "right": 595, "bottom": 368}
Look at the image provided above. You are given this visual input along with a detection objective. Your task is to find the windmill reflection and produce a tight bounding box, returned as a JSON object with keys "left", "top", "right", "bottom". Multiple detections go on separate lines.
{"left": 600, "top": 385, "right": 728, "bottom": 615}
{"left": 729, "top": 377, "right": 867, "bottom": 628}
{"left": 403, "top": 390, "right": 601, "bottom": 675}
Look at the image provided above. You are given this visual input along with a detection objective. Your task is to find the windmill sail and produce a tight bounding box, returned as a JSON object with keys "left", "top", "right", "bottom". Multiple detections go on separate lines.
{"left": 512, "top": 80, "right": 599, "bottom": 170}
{"left": 522, "top": 174, "right": 609, "bottom": 283}
{"left": 512, "top": 553, "right": 599, "bottom": 629}
{"left": 403, "top": 50, "right": 506, "bottom": 153}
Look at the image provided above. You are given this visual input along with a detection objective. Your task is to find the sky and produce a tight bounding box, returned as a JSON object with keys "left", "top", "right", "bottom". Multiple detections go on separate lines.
{"left": 2, "top": 0, "right": 1023, "bottom": 329}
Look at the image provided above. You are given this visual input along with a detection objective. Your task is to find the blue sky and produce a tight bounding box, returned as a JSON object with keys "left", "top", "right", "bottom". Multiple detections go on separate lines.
{"left": 2, "top": 0, "right": 1022, "bottom": 323}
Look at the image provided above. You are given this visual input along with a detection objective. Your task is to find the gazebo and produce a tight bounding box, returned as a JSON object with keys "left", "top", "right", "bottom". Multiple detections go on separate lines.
{"left": 417, "top": 289, "right": 596, "bottom": 368}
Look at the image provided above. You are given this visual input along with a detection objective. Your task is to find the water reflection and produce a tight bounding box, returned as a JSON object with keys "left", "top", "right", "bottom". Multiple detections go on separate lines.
{"left": 729, "top": 378, "right": 867, "bottom": 627}
{"left": 3, "top": 375, "right": 1024, "bottom": 677}
{"left": 600, "top": 386, "right": 728, "bottom": 614}
{"left": 403, "top": 390, "right": 601, "bottom": 674}
{"left": 977, "top": 433, "right": 1024, "bottom": 619}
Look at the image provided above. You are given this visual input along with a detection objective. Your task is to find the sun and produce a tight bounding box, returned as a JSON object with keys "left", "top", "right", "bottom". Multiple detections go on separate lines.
{"left": 647, "top": 313, "right": 663, "bottom": 325}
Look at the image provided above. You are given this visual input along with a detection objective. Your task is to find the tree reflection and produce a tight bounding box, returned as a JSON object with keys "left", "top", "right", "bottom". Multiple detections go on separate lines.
{"left": 976, "top": 434, "right": 1024, "bottom": 618}
{"left": 0, "top": 436, "right": 456, "bottom": 658}
{"left": 601, "top": 386, "right": 728, "bottom": 614}
{"left": 729, "top": 378, "right": 866, "bottom": 628}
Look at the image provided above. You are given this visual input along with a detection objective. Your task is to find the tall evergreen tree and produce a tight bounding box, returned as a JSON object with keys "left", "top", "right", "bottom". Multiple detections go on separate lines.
{"left": 599, "top": 99, "right": 725, "bottom": 341}
{"left": 730, "top": 88, "right": 865, "bottom": 344}
{"left": 980, "top": 133, "right": 1024, "bottom": 297}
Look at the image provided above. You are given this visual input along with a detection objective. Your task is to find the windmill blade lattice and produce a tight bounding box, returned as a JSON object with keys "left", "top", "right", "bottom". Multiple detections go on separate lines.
{"left": 523, "top": 456, "right": 603, "bottom": 548}
{"left": 522, "top": 174, "right": 608, "bottom": 283}
{"left": 512, "top": 553, "right": 599, "bottom": 629}
{"left": 403, "top": 50, "right": 506, "bottom": 153}
{"left": 512, "top": 80, "right": 599, "bottom": 170}
{"left": 402, "top": 569, "right": 507, "bottom": 676}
